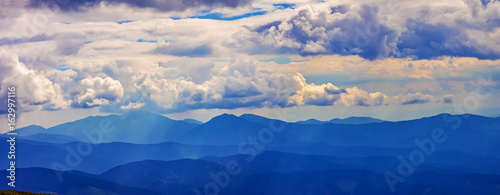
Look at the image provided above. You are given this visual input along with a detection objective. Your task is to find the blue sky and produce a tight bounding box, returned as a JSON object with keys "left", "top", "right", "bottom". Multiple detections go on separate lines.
{"left": 0, "top": 0, "right": 499, "bottom": 129}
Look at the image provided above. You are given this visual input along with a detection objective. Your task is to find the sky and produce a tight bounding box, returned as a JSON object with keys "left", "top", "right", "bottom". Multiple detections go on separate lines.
{"left": 0, "top": 0, "right": 500, "bottom": 130}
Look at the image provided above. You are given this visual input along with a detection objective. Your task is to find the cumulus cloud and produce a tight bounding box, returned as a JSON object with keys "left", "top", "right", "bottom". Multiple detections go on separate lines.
{"left": 338, "top": 88, "right": 388, "bottom": 107}
{"left": 246, "top": 0, "right": 500, "bottom": 60}
{"left": 249, "top": 5, "right": 396, "bottom": 60}
{"left": 0, "top": 50, "right": 453, "bottom": 114}
{"left": 70, "top": 76, "right": 124, "bottom": 108}
{"left": 122, "top": 56, "right": 441, "bottom": 112}
{"left": 120, "top": 101, "right": 145, "bottom": 109}
{"left": 0, "top": 51, "right": 69, "bottom": 113}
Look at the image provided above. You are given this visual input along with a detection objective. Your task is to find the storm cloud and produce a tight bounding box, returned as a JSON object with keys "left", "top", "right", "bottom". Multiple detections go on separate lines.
{"left": 248, "top": 1, "right": 500, "bottom": 60}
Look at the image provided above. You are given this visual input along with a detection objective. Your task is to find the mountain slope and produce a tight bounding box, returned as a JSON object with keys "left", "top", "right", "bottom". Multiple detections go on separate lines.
{"left": 201, "top": 150, "right": 500, "bottom": 174}
{"left": 329, "top": 116, "right": 386, "bottom": 124}
{"left": 0, "top": 168, "right": 159, "bottom": 195}
{"left": 0, "top": 139, "right": 238, "bottom": 174}
{"left": 176, "top": 113, "right": 299, "bottom": 146}
{"left": 296, "top": 116, "right": 386, "bottom": 125}
{"left": 99, "top": 159, "right": 246, "bottom": 194}
{"left": 12, "top": 111, "right": 200, "bottom": 144}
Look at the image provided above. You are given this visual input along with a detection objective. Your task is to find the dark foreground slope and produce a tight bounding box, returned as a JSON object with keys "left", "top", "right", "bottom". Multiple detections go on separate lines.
{"left": 2, "top": 152, "right": 500, "bottom": 195}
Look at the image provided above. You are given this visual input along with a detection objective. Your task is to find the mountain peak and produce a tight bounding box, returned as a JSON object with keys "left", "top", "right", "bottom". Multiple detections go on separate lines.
{"left": 239, "top": 113, "right": 270, "bottom": 120}
{"left": 22, "top": 124, "right": 45, "bottom": 129}
{"left": 239, "top": 113, "right": 259, "bottom": 118}
{"left": 207, "top": 113, "right": 239, "bottom": 123}
{"left": 328, "top": 116, "right": 385, "bottom": 124}
{"left": 9, "top": 125, "right": 46, "bottom": 136}
{"left": 296, "top": 119, "right": 324, "bottom": 125}
{"left": 180, "top": 118, "right": 203, "bottom": 125}
{"left": 220, "top": 113, "right": 238, "bottom": 117}
{"left": 121, "top": 111, "right": 165, "bottom": 118}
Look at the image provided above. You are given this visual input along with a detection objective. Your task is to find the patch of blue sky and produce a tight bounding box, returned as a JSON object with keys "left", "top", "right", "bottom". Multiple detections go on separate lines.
{"left": 262, "top": 56, "right": 309, "bottom": 64}
{"left": 189, "top": 11, "right": 267, "bottom": 21}
{"left": 84, "top": 41, "right": 93, "bottom": 44}
{"left": 55, "top": 65, "right": 70, "bottom": 71}
{"left": 137, "top": 39, "right": 157, "bottom": 43}
{"left": 273, "top": 3, "right": 295, "bottom": 9}
{"left": 303, "top": 75, "right": 439, "bottom": 92}
{"left": 302, "top": 74, "right": 354, "bottom": 85}
{"left": 117, "top": 20, "right": 134, "bottom": 24}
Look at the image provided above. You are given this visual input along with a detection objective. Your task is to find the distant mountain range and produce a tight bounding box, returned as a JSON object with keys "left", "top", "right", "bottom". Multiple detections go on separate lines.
{"left": 2, "top": 111, "right": 500, "bottom": 194}
{"left": 12, "top": 111, "right": 199, "bottom": 144}
{"left": 297, "top": 116, "right": 386, "bottom": 124}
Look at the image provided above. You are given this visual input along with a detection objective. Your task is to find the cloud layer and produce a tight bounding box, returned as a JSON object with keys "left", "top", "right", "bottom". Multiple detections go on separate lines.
{"left": 28, "top": 0, "right": 253, "bottom": 11}
{"left": 0, "top": 0, "right": 499, "bottom": 115}
{"left": 0, "top": 51, "right": 450, "bottom": 113}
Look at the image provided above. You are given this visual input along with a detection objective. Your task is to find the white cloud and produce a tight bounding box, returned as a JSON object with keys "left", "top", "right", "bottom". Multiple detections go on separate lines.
{"left": 0, "top": 50, "right": 69, "bottom": 113}
{"left": 120, "top": 101, "right": 146, "bottom": 109}
{"left": 264, "top": 55, "right": 500, "bottom": 81}
{"left": 338, "top": 87, "right": 389, "bottom": 106}
{"left": 71, "top": 76, "right": 124, "bottom": 108}
{"left": 121, "top": 56, "right": 445, "bottom": 112}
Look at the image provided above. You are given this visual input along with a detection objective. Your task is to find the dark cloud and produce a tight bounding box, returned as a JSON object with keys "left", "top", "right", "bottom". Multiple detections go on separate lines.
{"left": 152, "top": 44, "right": 212, "bottom": 57}
{"left": 28, "top": 0, "right": 253, "bottom": 11}
{"left": 443, "top": 96, "right": 453, "bottom": 104}
{"left": 248, "top": 5, "right": 398, "bottom": 60}
{"left": 402, "top": 98, "right": 430, "bottom": 105}
{"left": 0, "top": 34, "right": 55, "bottom": 47}
{"left": 396, "top": 20, "right": 500, "bottom": 60}
{"left": 223, "top": 84, "right": 262, "bottom": 98}
{"left": 249, "top": 3, "right": 500, "bottom": 60}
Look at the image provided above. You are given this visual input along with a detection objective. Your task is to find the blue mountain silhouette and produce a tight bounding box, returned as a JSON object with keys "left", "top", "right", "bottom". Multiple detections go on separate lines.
{"left": 3, "top": 112, "right": 500, "bottom": 194}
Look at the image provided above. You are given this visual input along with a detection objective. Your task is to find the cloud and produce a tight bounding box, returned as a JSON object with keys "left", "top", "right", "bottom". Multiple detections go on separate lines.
{"left": 122, "top": 56, "right": 440, "bottom": 112}
{"left": 0, "top": 49, "right": 454, "bottom": 114}
{"left": 265, "top": 55, "right": 500, "bottom": 81}
{"left": 246, "top": 1, "right": 500, "bottom": 60}
{"left": 120, "top": 101, "right": 145, "bottom": 109}
{"left": 393, "top": 93, "right": 434, "bottom": 105}
{"left": 442, "top": 95, "right": 454, "bottom": 104}
{"left": 55, "top": 34, "right": 85, "bottom": 56}
{"left": 2, "top": 0, "right": 496, "bottom": 115}
{"left": 70, "top": 76, "right": 124, "bottom": 108}
{"left": 0, "top": 34, "right": 54, "bottom": 47}
{"left": 0, "top": 51, "right": 69, "bottom": 113}
{"left": 28, "top": 0, "right": 253, "bottom": 12}
{"left": 338, "top": 88, "right": 388, "bottom": 106}
{"left": 152, "top": 44, "right": 213, "bottom": 57}
{"left": 242, "top": 4, "right": 396, "bottom": 59}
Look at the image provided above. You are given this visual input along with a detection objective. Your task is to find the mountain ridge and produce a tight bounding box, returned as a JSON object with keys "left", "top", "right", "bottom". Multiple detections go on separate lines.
{"left": 9, "top": 112, "right": 498, "bottom": 137}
